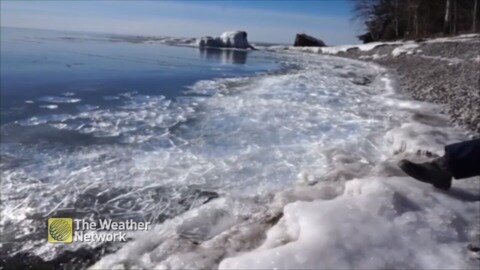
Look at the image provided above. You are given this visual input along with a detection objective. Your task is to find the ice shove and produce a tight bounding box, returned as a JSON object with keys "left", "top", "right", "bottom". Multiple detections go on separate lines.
{"left": 2, "top": 53, "right": 477, "bottom": 267}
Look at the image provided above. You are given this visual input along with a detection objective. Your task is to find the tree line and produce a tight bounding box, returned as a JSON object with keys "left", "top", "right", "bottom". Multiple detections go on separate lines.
{"left": 353, "top": 0, "right": 479, "bottom": 43}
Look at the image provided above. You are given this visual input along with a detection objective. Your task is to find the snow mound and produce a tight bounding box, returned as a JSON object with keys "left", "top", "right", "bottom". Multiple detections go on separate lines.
{"left": 220, "top": 177, "right": 480, "bottom": 269}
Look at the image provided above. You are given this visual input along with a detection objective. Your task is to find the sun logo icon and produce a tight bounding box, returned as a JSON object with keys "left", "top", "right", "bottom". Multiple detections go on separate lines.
{"left": 48, "top": 218, "right": 73, "bottom": 243}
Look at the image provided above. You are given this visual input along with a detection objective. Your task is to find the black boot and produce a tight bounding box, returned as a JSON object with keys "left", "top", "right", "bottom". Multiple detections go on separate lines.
{"left": 398, "top": 157, "right": 453, "bottom": 190}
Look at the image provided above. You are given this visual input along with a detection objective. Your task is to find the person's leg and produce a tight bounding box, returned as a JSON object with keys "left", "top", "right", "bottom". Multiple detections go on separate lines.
{"left": 398, "top": 138, "right": 480, "bottom": 190}
{"left": 398, "top": 157, "right": 452, "bottom": 190}
{"left": 444, "top": 138, "right": 480, "bottom": 179}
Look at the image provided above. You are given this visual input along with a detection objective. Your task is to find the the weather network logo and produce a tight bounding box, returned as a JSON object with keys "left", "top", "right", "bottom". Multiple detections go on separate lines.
{"left": 47, "top": 218, "right": 73, "bottom": 243}
{"left": 47, "top": 217, "right": 150, "bottom": 244}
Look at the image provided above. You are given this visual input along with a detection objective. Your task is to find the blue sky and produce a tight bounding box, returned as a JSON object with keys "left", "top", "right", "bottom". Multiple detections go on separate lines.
{"left": 1, "top": 1, "right": 361, "bottom": 45}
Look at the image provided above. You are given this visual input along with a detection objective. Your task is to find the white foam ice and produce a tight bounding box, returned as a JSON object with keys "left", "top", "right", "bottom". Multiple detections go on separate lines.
{"left": 62, "top": 92, "right": 75, "bottom": 97}
{"left": 17, "top": 94, "right": 191, "bottom": 140}
{"left": 103, "top": 95, "right": 120, "bottom": 100}
{"left": 39, "top": 104, "right": 58, "bottom": 110}
{"left": 37, "top": 96, "right": 81, "bottom": 103}
{"left": 76, "top": 104, "right": 99, "bottom": 112}
{"left": 2, "top": 51, "right": 478, "bottom": 268}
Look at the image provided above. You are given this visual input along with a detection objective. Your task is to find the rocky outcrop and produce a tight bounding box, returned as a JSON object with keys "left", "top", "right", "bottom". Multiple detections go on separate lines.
{"left": 294, "top": 33, "right": 326, "bottom": 47}
{"left": 198, "top": 31, "right": 254, "bottom": 49}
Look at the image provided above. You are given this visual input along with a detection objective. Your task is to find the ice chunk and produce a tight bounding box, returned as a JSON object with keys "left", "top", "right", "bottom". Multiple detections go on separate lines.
{"left": 197, "top": 31, "right": 252, "bottom": 49}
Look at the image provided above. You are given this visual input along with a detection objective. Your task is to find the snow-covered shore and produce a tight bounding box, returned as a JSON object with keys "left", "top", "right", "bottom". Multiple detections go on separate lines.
{"left": 90, "top": 51, "right": 480, "bottom": 269}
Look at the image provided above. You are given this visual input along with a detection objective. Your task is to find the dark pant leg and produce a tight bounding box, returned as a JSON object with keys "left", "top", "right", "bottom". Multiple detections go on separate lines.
{"left": 444, "top": 138, "right": 480, "bottom": 179}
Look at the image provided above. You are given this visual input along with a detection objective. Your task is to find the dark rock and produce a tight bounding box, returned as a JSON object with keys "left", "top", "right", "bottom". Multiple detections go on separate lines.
{"left": 352, "top": 76, "right": 373, "bottom": 86}
{"left": 294, "top": 33, "right": 326, "bottom": 47}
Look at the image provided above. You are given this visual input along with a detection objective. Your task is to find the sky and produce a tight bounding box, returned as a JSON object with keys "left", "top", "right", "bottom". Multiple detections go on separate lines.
{"left": 1, "top": 1, "right": 361, "bottom": 45}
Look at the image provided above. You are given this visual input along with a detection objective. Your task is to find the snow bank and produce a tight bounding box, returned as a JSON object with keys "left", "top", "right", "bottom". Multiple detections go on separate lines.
{"left": 424, "top": 33, "right": 480, "bottom": 43}
{"left": 272, "top": 41, "right": 403, "bottom": 55}
{"left": 220, "top": 177, "right": 480, "bottom": 269}
{"left": 266, "top": 34, "right": 478, "bottom": 57}
{"left": 392, "top": 43, "right": 419, "bottom": 57}
{"left": 321, "top": 41, "right": 400, "bottom": 54}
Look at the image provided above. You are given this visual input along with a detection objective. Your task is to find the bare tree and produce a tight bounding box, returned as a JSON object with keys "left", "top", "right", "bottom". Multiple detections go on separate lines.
{"left": 444, "top": 0, "right": 451, "bottom": 34}
{"left": 393, "top": 0, "right": 400, "bottom": 37}
{"left": 352, "top": 0, "right": 477, "bottom": 42}
{"left": 474, "top": 0, "right": 478, "bottom": 33}
{"left": 453, "top": 0, "right": 457, "bottom": 34}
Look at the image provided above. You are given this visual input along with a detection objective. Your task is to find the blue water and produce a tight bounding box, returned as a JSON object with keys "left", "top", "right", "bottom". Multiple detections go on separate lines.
{"left": 0, "top": 27, "right": 282, "bottom": 266}
{"left": 0, "top": 27, "right": 277, "bottom": 126}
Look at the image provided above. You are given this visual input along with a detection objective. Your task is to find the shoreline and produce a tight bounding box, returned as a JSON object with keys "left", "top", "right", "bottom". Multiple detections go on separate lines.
{"left": 279, "top": 34, "right": 480, "bottom": 133}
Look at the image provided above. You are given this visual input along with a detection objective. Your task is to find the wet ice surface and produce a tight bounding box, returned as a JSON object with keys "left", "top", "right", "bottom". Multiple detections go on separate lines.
{"left": 2, "top": 50, "right": 479, "bottom": 269}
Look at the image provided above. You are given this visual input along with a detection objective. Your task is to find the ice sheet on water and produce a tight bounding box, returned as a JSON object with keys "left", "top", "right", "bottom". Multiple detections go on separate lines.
{"left": 17, "top": 94, "right": 193, "bottom": 140}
